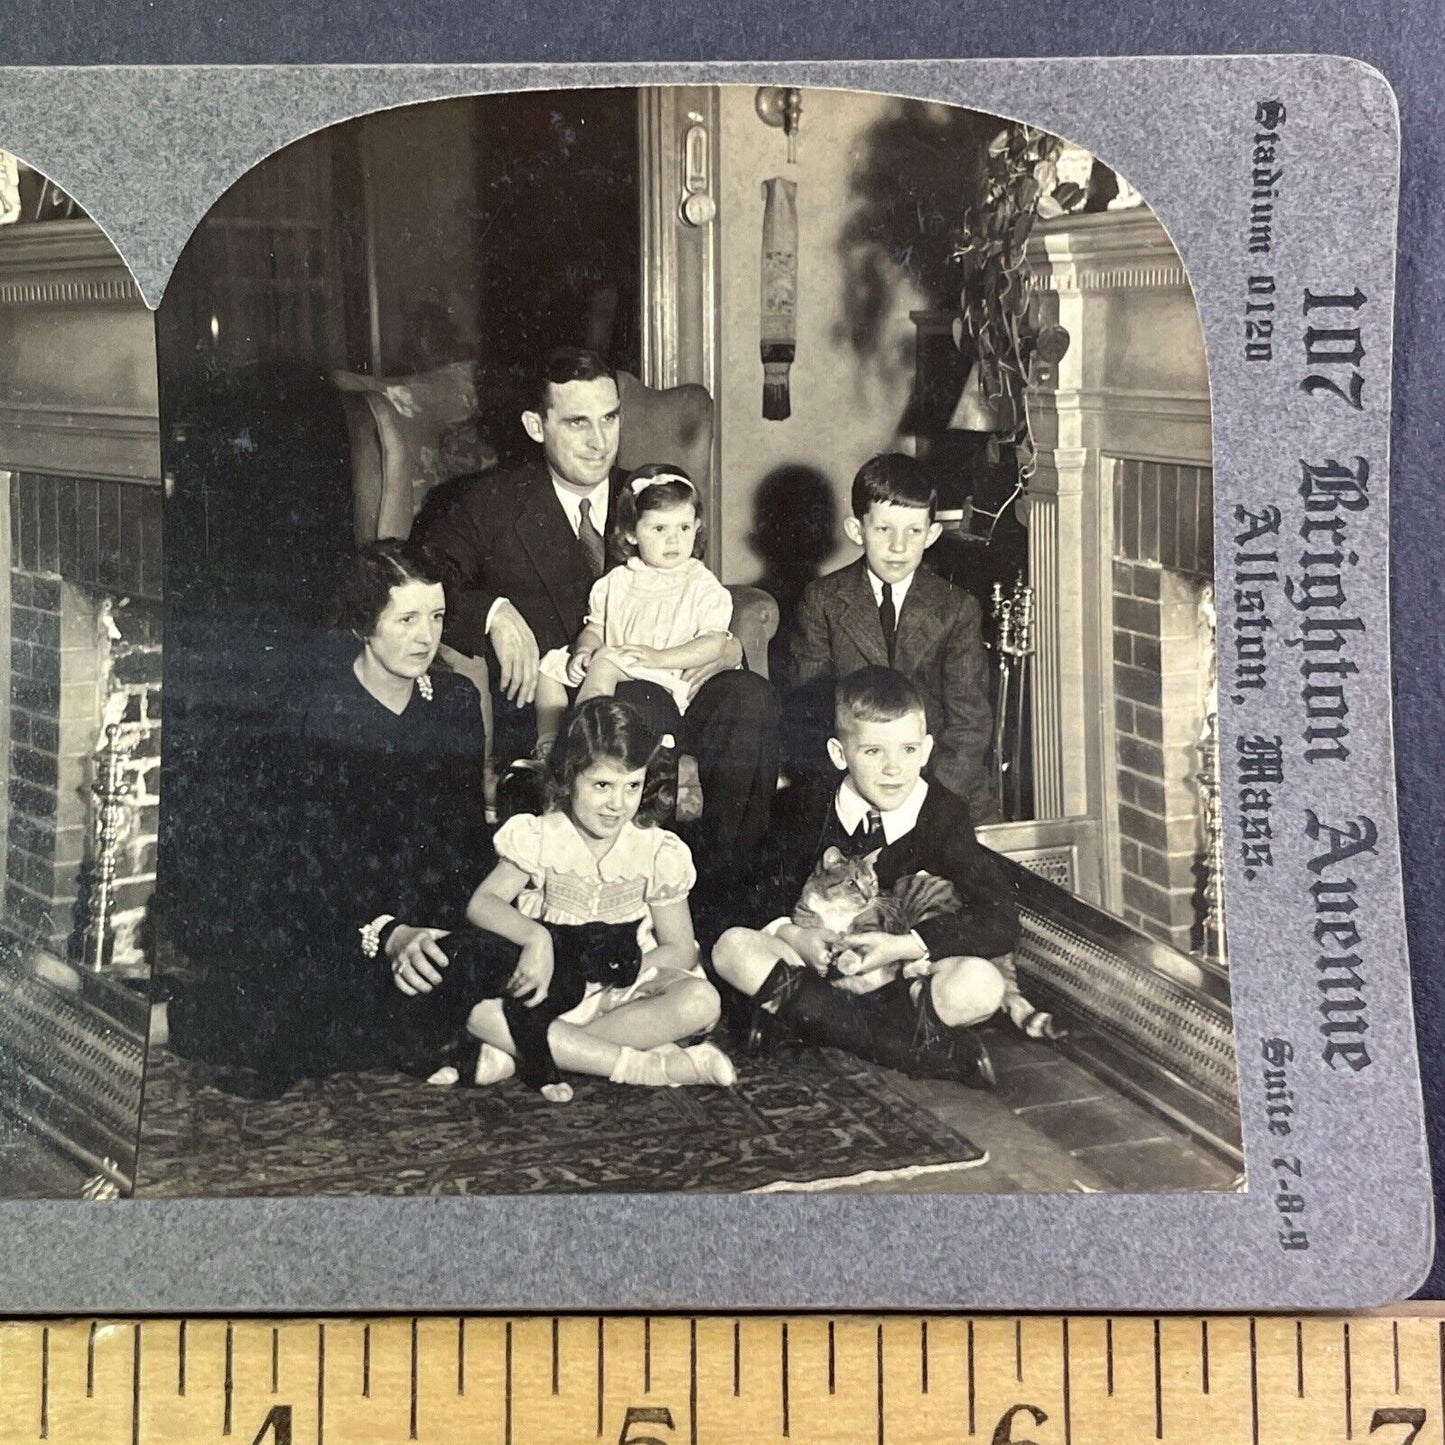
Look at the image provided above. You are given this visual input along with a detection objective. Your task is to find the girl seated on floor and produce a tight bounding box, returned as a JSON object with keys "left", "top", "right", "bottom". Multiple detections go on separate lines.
{"left": 528, "top": 463, "right": 736, "bottom": 760}
{"left": 435, "top": 695, "right": 736, "bottom": 1101}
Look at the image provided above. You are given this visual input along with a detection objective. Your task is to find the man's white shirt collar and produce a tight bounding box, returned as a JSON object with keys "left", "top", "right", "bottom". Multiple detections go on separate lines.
{"left": 834, "top": 776, "right": 929, "bottom": 843}
{"left": 864, "top": 565, "right": 914, "bottom": 613}
{"left": 551, "top": 473, "right": 610, "bottom": 536}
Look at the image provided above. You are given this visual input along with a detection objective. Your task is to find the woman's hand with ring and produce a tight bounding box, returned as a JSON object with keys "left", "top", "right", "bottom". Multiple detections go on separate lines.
{"left": 386, "top": 925, "right": 451, "bottom": 995}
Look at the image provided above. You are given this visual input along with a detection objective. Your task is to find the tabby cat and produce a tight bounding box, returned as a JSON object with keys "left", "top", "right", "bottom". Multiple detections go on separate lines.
{"left": 791, "top": 847, "right": 1061, "bottom": 1036}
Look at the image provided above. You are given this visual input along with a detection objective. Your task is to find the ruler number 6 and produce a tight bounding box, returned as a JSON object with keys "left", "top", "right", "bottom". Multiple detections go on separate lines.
{"left": 619, "top": 1404, "right": 676, "bottom": 1445}
{"left": 1369, "top": 1407, "right": 1427, "bottom": 1445}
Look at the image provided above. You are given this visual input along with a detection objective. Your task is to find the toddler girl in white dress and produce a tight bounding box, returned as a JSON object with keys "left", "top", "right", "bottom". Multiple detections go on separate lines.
{"left": 533, "top": 464, "right": 734, "bottom": 755}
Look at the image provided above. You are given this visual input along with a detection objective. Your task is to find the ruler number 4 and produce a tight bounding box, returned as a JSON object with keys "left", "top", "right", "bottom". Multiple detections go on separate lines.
{"left": 248, "top": 1404, "right": 293, "bottom": 1445}
{"left": 1369, "top": 1408, "right": 1427, "bottom": 1445}
{"left": 619, "top": 1404, "right": 676, "bottom": 1445}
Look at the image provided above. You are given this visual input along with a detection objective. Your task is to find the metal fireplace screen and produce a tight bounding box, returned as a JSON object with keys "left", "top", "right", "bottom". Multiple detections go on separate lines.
{"left": 0, "top": 957, "right": 146, "bottom": 1186}
{"left": 998, "top": 855, "right": 1242, "bottom": 1159}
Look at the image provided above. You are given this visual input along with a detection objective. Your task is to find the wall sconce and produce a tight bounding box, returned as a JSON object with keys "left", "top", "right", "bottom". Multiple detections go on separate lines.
{"left": 755, "top": 86, "right": 802, "bottom": 164}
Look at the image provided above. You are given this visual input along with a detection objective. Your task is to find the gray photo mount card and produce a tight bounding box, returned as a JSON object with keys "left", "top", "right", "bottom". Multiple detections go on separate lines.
{"left": 0, "top": 57, "right": 1429, "bottom": 1311}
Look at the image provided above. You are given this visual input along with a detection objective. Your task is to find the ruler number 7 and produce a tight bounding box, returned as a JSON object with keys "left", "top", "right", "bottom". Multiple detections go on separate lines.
{"left": 619, "top": 1404, "right": 676, "bottom": 1445}
{"left": 1369, "top": 1407, "right": 1427, "bottom": 1445}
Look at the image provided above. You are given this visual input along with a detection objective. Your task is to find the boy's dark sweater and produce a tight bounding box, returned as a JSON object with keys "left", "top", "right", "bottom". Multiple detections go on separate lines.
{"left": 737, "top": 775, "right": 1021, "bottom": 962}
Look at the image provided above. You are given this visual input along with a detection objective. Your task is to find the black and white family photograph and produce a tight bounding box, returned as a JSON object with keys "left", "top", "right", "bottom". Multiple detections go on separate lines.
{"left": 0, "top": 83, "right": 1242, "bottom": 1199}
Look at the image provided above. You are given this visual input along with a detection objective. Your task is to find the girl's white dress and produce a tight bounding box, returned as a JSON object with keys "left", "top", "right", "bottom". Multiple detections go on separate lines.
{"left": 492, "top": 810, "right": 701, "bottom": 1024}
{"left": 538, "top": 557, "right": 734, "bottom": 712}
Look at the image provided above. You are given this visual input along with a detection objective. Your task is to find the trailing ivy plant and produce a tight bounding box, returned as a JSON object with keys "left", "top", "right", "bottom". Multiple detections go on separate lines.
{"left": 952, "top": 124, "right": 1082, "bottom": 473}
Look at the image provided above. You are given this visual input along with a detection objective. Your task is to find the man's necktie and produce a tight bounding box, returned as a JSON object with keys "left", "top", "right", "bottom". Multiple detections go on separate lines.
{"left": 577, "top": 497, "right": 606, "bottom": 579}
{"left": 879, "top": 581, "right": 897, "bottom": 664}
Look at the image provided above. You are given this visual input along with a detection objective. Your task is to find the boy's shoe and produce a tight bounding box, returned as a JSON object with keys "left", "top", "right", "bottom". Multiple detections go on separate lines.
{"left": 912, "top": 985, "right": 996, "bottom": 1089}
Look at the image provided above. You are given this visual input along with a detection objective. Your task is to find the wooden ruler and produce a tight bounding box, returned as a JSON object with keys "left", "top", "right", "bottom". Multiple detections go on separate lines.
{"left": 0, "top": 1313, "right": 1440, "bottom": 1444}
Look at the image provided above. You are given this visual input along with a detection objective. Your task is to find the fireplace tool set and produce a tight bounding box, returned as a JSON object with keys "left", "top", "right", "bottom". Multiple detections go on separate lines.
{"left": 989, "top": 574, "right": 1034, "bottom": 820}
{"left": 86, "top": 722, "right": 133, "bottom": 972}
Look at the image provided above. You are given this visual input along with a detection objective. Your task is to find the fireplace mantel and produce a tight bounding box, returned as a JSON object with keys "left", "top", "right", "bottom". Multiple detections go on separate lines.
{"left": 1021, "top": 209, "right": 1212, "bottom": 921}
{"left": 0, "top": 220, "right": 160, "bottom": 484}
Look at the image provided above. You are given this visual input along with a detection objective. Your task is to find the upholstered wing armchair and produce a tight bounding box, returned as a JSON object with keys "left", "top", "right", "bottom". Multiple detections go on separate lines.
{"left": 333, "top": 363, "right": 779, "bottom": 677}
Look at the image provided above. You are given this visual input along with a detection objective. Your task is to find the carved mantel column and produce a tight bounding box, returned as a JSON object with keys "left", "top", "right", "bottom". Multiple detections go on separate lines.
{"left": 1023, "top": 211, "right": 1212, "bottom": 842}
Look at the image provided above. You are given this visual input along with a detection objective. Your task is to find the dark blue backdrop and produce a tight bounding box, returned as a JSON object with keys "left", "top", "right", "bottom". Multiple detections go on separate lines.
{"left": 6, "top": 0, "right": 1442, "bottom": 1292}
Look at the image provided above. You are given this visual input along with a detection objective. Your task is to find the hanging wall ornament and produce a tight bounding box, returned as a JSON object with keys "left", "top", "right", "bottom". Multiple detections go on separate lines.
{"left": 759, "top": 176, "right": 798, "bottom": 420}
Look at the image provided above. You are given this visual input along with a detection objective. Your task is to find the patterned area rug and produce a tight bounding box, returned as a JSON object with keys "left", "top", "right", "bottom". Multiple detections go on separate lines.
{"left": 135, "top": 1044, "right": 986, "bottom": 1197}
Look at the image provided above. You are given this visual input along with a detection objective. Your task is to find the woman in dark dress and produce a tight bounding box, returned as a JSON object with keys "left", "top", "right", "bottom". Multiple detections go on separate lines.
{"left": 154, "top": 540, "right": 491, "bottom": 1092}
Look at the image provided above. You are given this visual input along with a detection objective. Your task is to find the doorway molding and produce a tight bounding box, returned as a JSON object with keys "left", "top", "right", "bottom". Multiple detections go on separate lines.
{"left": 637, "top": 85, "right": 724, "bottom": 565}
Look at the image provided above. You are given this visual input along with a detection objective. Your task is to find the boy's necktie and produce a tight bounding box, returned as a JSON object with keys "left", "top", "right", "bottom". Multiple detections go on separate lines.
{"left": 857, "top": 806, "right": 886, "bottom": 854}
{"left": 577, "top": 498, "right": 606, "bottom": 578}
{"left": 879, "top": 581, "right": 897, "bottom": 663}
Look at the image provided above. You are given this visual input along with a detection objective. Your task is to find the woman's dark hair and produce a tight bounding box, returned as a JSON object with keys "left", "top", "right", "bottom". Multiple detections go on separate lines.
{"left": 333, "top": 538, "right": 453, "bottom": 638}
{"left": 608, "top": 462, "right": 706, "bottom": 565}
{"left": 546, "top": 696, "right": 676, "bottom": 828}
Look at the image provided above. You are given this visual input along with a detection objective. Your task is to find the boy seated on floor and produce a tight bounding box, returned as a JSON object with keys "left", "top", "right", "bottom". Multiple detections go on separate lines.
{"left": 712, "top": 666, "right": 1019, "bottom": 1088}
{"left": 786, "top": 452, "right": 997, "bottom": 821}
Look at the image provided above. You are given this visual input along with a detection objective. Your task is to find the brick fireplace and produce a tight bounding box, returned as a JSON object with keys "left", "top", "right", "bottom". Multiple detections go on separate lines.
{"left": 1111, "top": 459, "right": 1215, "bottom": 950}
{"left": 0, "top": 218, "right": 163, "bottom": 979}
{"left": 6, "top": 472, "right": 162, "bottom": 973}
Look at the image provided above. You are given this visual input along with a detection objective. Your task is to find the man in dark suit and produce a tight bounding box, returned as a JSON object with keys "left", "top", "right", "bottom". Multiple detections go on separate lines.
{"left": 788, "top": 453, "right": 995, "bottom": 818}
{"left": 412, "top": 346, "right": 779, "bottom": 861}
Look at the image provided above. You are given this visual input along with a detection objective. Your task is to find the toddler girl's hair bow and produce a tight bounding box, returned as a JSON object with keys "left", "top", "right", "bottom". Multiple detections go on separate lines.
{"left": 631, "top": 472, "right": 694, "bottom": 496}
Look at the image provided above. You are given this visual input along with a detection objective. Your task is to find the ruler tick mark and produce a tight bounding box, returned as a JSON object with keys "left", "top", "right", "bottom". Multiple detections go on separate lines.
{"left": 1393, "top": 1319, "right": 1401, "bottom": 1393}
{"left": 828, "top": 1320, "right": 836, "bottom": 1395}
{"left": 967, "top": 1319, "right": 976, "bottom": 1434}
{"left": 86, "top": 1320, "right": 96, "bottom": 1398}
{"left": 317, "top": 1323, "right": 326, "bottom": 1445}
{"left": 1344, "top": 1321, "right": 1353, "bottom": 1439}
{"left": 409, "top": 1317, "right": 419, "bottom": 1441}
{"left": 733, "top": 1319, "right": 740, "bottom": 1397}
{"left": 459, "top": 1318, "right": 467, "bottom": 1396}
{"left": 1296, "top": 1319, "right": 1304, "bottom": 1397}
{"left": 1438, "top": 1322, "right": 1444, "bottom": 1441}
{"left": 505, "top": 1320, "right": 514, "bottom": 1445}
{"left": 598, "top": 1317, "right": 606, "bottom": 1437}
{"left": 1153, "top": 1319, "right": 1163, "bottom": 1439}
{"left": 1106, "top": 1319, "right": 1114, "bottom": 1396}
{"left": 552, "top": 1317, "right": 559, "bottom": 1396}
{"left": 362, "top": 1323, "right": 371, "bottom": 1397}
{"left": 224, "top": 1321, "right": 234, "bottom": 1436}
{"left": 645, "top": 1316, "right": 652, "bottom": 1394}
{"left": 1201, "top": 1319, "right": 1210, "bottom": 1394}
{"left": 1061, "top": 1318, "right": 1072, "bottom": 1445}
{"left": 921, "top": 1320, "right": 928, "bottom": 1395}
{"left": 272, "top": 1326, "right": 279, "bottom": 1395}
{"left": 40, "top": 1324, "right": 49, "bottom": 1440}
{"left": 1249, "top": 1317, "right": 1260, "bottom": 1445}
{"left": 1016, "top": 1318, "right": 1024, "bottom": 1382}
{"left": 689, "top": 1319, "right": 698, "bottom": 1445}
{"left": 132, "top": 1323, "right": 141, "bottom": 1445}
{"left": 781, "top": 1321, "right": 790, "bottom": 1437}
{"left": 876, "top": 1323, "right": 885, "bottom": 1445}
{"left": 178, "top": 1319, "right": 186, "bottom": 1397}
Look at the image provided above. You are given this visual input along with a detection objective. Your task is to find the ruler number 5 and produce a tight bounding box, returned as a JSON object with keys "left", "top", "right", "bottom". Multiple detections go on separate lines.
{"left": 618, "top": 1404, "right": 676, "bottom": 1445}
{"left": 1369, "top": 1407, "right": 1427, "bottom": 1445}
